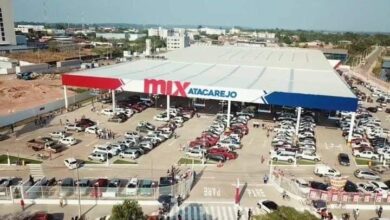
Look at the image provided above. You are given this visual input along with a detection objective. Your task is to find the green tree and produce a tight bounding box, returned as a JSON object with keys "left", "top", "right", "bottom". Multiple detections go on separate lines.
{"left": 254, "top": 206, "right": 319, "bottom": 220}
{"left": 110, "top": 199, "right": 146, "bottom": 220}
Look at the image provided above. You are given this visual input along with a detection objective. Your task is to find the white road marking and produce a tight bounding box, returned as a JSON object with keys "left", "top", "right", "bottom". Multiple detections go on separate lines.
{"left": 202, "top": 176, "right": 216, "bottom": 179}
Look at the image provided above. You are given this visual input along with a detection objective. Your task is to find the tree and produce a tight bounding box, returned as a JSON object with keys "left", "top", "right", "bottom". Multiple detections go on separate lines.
{"left": 254, "top": 206, "right": 319, "bottom": 220}
{"left": 110, "top": 199, "right": 146, "bottom": 220}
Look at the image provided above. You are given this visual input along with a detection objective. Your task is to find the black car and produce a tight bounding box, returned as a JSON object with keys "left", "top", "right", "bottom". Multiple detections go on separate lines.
{"left": 309, "top": 181, "right": 330, "bottom": 191}
{"left": 386, "top": 108, "right": 390, "bottom": 114}
{"left": 158, "top": 177, "right": 175, "bottom": 196}
{"left": 367, "top": 107, "right": 378, "bottom": 113}
{"left": 344, "top": 180, "right": 358, "bottom": 192}
{"left": 108, "top": 113, "right": 128, "bottom": 123}
{"left": 338, "top": 153, "right": 350, "bottom": 166}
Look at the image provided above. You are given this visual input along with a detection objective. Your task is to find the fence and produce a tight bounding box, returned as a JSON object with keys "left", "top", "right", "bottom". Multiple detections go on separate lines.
{"left": 270, "top": 169, "right": 390, "bottom": 205}
{"left": 0, "top": 169, "right": 196, "bottom": 203}
{"left": 0, "top": 91, "right": 95, "bottom": 127}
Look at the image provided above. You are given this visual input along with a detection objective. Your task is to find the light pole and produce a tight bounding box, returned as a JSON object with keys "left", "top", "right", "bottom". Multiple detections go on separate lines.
{"left": 7, "top": 150, "right": 10, "bottom": 166}
{"left": 106, "top": 150, "right": 109, "bottom": 167}
{"left": 76, "top": 166, "right": 82, "bottom": 218}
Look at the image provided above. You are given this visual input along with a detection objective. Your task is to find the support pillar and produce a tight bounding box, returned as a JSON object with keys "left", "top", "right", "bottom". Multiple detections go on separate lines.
{"left": 227, "top": 100, "right": 231, "bottom": 128}
{"left": 167, "top": 95, "right": 170, "bottom": 121}
{"left": 295, "top": 107, "right": 302, "bottom": 135}
{"left": 347, "top": 112, "right": 356, "bottom": 144}
{"left": 63, "top": 86, "right": 68, "bottom": 110}
{"left": 112, "top": 90, "right": 116, "bottom": 114}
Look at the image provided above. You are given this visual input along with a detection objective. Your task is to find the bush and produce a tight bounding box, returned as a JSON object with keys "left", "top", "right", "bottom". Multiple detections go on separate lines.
{"left": 110, "top": 199, "right": 146, "bottom": 220}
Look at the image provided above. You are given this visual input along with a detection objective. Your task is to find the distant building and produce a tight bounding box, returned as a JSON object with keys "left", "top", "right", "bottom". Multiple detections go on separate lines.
{"left": 0, "top": 0, "right": 16, "bottom": 45}
{"left": 148, "top": 27, "right": 173, "bottom": 39}
{"left": 229, "top": 28, "right": 240, "bottom": 35}
{"left": 321, "top": 48, "right": 349, "bottom": 63}
{"left": 15, "top": 35, "right": 27, "bottom": 45}
{"left": 167, "top": 33, "right": 190, "bottom": 50}
{"left": 15, "top": 25, "right": 45, "bottom": 33}
{"left": 96, "top": 32, "right": 146, "bottom": 41}
{"left": 199, "top": 27, "right": 226, "bottom": 35}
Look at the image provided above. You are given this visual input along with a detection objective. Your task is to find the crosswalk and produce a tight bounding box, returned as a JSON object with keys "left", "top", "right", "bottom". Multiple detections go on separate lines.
{"left": 168, "top": 204, "right": 264, "bottom": 220}
{"left": 246, "top": 188, "right": 265, "bottom": 198}
{"left": 28, "top": 164, "right": 45, "bottom": 179}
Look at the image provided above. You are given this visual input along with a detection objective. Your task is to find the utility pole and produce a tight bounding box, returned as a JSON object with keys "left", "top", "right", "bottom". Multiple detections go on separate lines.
{"left": 76, "top": 166, "right": 81, "bottom": 218}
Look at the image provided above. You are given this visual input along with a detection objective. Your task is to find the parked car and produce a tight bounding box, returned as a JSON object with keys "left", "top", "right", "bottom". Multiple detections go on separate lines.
{"left": 138, "top": 179, "right": 154, "bottom": 196}
{"left": 59, "top": 178, "right": 74, "bottom": 197}
{"left": 354, "top": 169, "right": 381, "bottom": 180}
{"left": 353, "top": 150, "right": 379, "bottom": 160}
{"left": 270, "top": 151, "right": 296, "bottom": 163}
{"left": 59, "top": 136, "right": 77, "bottom": 146}
{"left": 88, "top": 153, "right": 107, "bottom": 162}
{"left": 49, "top": 131, "right": 66, "bottom": 139}
{"left": 64, "top": 123, "right": 84, "bottom": 132}
{"left": 309, "top": 181, "right": 330, "bottom": 191}
{"left": 119, "top": 149, "right": 140, "bottom": 159}
{"left": 125, "top": 178, "right": 138, "bottom": 196}
{"left": 91, "top": 178, "right": 108, "bottom": 197}
{"left": 292, "top": 178, "right": 311, "bottom": 194}
{"left": 296, "top": 152, "right": 320, "bottom": 161}
{"left": 77, "top": 179, "right": 91, "bottom": 196}
{"left": 185, "top": 149, "right": 204, "bottom": 158}
{"left": 85, "top": 125, "right": 103, "bottom": 134}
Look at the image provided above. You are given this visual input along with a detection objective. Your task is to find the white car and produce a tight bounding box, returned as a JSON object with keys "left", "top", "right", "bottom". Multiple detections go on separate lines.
{"left": 172, "top": 116, "right": 184, "bottom": 123}
{"left": 119, "top": 149, "right": 140, "bottom": 159}
{"left": 49, "top": 131, "right": 66, "bottom": 139}
{"left": 124, "top": 131, "right": 140, "bottom": 139}
{"left": 270, "top": 151, "right": 296, "bottom": 163}
{"left": 369, "top": 181, "right": 389, "bottom": 197}
{"left": 257, "top": 200, "right": 278, "bottom": 213}
{"left": 85, "top": 125, "right": 103, "bottom": 134}
{"left": 357, "top": 182, "right": 375, "bottom": 194}
{"left": 64, "top": 158, "right": 79, "bottom": 170}
{"left": 59, "top": 136, "right": 77, "bottom": 146}
{"left": 353, "top": 150, "right": 379, "bottom": 160}
{"left": 314, "top": 164, "right": 341, "bottom": 177}
{"left": 296, "top": 152, "right": 321, "bottom": 161}
{"left": 292, "top": 178, "right": 310, "bottom": 195}
{"left": 88, "top": 153, "right": 107, "bottom": 162}
{"left": 154, "top": 114, "right": 170, "bottom": 121}
{"left": 93, "top": 145, "right": 119, "bottom": 156}
{"left": 101, "top": 108, "right": 115, "bottom": 116}
{"left": 354, "top": 169, "right": 381, "bottom": 180}
{"left": 185, "top": 149, "right": 203, "bottom": 158}
{"left": 125, "top": 178, "right": 138, "bottom": 196}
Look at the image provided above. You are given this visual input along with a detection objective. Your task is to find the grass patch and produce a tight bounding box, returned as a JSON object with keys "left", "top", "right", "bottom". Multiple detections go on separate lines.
{"left": 178, "top": 158, "right": 203, "bottom": 165}
{"left": 271, "top": 159, "right": 317, "bottom": 165}
{"left": 113, "top": 159, "right": 137, "bottom": 164}
{"left": 354, "top": 158, "right": 385, "bottom": 166}
{"left": 81, "top": 160, "right": 102, "bottom": 164}
{"left": 0, "top": 154, "right": 42, "bottom": 164}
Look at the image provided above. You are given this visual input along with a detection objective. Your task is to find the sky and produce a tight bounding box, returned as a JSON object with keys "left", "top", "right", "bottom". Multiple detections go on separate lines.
{"left": 12, "top": 0, "right": 390, "bottom": 32}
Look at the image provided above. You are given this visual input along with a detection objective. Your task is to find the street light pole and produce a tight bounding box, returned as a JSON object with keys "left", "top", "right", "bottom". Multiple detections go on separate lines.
{"left": 76, "top": 166, "right": 82, "bottom": 218}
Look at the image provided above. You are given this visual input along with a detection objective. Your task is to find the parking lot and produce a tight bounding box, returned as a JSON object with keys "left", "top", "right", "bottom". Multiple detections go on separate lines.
{"left": 0, "top": 83, "right": 389, "bottom": 218}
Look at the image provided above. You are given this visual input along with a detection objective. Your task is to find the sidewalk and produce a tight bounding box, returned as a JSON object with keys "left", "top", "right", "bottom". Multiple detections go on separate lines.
{"left": 0, "top": 203, "right": 158, "bottom": 220}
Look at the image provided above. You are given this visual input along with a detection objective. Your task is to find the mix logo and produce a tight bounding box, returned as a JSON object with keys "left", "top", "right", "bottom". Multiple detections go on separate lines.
{"left": 203, "top": 187, "right": 221, "bottom": 197}
{"left": 143, "top": 79, "right": 238, "bottom": 99}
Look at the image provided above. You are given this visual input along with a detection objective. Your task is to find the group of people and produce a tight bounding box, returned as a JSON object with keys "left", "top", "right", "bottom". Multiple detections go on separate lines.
{"left": 95, "top": 128, "right": 115, "bottom": 140}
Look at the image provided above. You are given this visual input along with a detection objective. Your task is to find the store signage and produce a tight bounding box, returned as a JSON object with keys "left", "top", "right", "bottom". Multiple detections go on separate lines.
{"left": 143, "top": 79, "right": 237, "bottom": 99}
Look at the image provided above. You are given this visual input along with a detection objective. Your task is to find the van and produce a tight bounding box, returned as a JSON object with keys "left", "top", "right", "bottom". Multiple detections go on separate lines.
{"left": 314, "top": 164, "right": 341, "bottom": 177}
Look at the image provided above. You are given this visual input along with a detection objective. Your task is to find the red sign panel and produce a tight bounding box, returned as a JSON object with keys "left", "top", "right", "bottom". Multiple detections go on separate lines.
{"left": 363, "top": 194, "right": 371, "bottom": 203}
{"left": 352, "top": 193, "right": 360, "bottom": 203}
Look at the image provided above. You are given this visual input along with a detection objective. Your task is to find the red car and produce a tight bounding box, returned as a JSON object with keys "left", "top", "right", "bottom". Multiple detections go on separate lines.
{"left": 207, "top": 148, "right": 238, "bottom": 160}
{"left": 198, "top": 135, "right": 219, "bottom": 146}
{"left": 90, "top": 178, "right": 108, "bottom": 198}
{"left": 28, "top": 212, "right": 53, "bottom": 220}
{"left": 131, "top": 104, "right": 146, "bottom": 113}
{"left": 231, "top": 125, "right": 248, "bottom": 135}
{"left": 190, "top": 140, "right": 211, "bottom": 148}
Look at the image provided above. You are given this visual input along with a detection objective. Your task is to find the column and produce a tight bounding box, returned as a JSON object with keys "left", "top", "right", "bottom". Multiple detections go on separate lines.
{"left": 295, "top": 107, "right": 302, "bottom": 135}
{"left": 347, "top": 112, "right": 356, "bottom": 143}
{"left": 63, "top": 86, "right": 68, "bottom": 110}
{"left": 227, "top": 100, "right": 231, "bottom": 128}
{"left": 167, "top": 95, "right": 170, "bottom": 121}
{"left": 111, "top": 90, "right": 116, "bottom": 114}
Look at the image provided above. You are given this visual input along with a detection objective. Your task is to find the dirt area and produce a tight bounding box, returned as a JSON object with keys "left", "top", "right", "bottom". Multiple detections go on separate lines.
{"left": 0, "top": 74, "right": 75, "bottom": 115}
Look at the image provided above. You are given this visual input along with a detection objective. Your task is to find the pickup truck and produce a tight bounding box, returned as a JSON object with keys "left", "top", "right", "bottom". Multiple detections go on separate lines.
{"left": 26, "top": 138, "right": 62, "bottom": 152}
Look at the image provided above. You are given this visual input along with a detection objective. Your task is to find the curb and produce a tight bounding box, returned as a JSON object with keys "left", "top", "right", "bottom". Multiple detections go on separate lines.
{"left": 83, "top": 164, "right": 139, "bottom": 168}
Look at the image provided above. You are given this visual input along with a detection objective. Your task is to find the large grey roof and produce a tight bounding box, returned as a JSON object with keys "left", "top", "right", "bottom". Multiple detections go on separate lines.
{"left": 68, "top": 46, "right": 355, "bottom": 99}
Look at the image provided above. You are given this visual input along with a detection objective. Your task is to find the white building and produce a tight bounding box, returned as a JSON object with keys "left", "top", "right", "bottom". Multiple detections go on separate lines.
{"left": 166, "top": 33, "right": 190, "bottom": 50}
{"left": 148, "top": 27, "right": 172, "bottom": 39}
{"left": 15, "top": 25, "right": 45, "bottom": 33}
{"left": 96, "top": 32, "right": 146, "bottom": 41}
{"left": 229, "top": 28, "right": 240, "bottom": 35}
{"left": 199, "top": 27, "right": 226, "bottom": 35}
{"left": 0, "top": 0, "right": 16, "bottom": 45}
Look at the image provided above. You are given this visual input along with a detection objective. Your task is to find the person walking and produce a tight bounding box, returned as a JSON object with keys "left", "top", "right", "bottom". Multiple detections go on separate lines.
{"left": 263, "top": 174, "right": 268, "bottom": 184}
{"left": 248, "top": 208, "right": 252, "bottom": 220}
{"left": 353, "top": 208, "right": 359, "bottom": 220}
{"left": 378, "top": 205, "right": 383, "bottom": 218}
{"left": 20, "top": 199, "right": 25, "bottom": 211}
{"left": 59, "top": 197, "right": 64, "bottom": 207}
